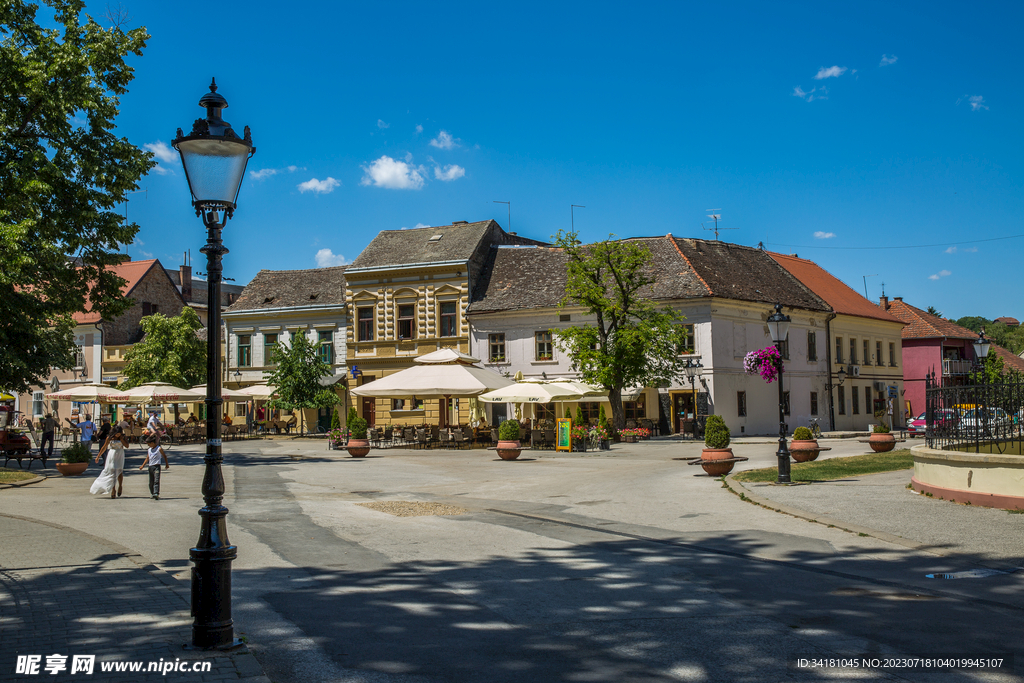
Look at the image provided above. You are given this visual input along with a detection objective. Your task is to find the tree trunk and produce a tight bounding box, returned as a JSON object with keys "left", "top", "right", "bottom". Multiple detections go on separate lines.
{"left": 608, "top": 388, "right": 626, "bottom": 431}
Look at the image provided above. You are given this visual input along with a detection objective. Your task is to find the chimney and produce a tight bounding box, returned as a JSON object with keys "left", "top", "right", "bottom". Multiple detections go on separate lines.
{"left": 879, "top": 294, "right": 888, "bottom": 310}
{"left": 179, "top": 264, "right": 192, "bottom": 302}
{"left": 893, "top": 296, "right": 903, "bottom": 301}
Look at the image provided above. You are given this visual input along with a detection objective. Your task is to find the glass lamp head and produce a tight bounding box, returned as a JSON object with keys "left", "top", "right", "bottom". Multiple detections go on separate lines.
{"left": 766, "top": 303, "right": 791, "bottom": 343}
{"left": 973, "top": 329, "right": 991, "bottom": 360}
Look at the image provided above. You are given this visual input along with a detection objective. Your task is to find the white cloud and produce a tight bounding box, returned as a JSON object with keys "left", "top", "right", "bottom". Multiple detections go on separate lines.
{"left": 251, "top": 165, "right": 306, "bottom": 181}
{"left": 360, "top": 155, "right": 425, "bottom": 190}
{"left": 969, "top": 95, "right": 988, "bottom": 111}
{"left": 377, "top": 119, "right": 389, "bottom": 129}
{"left": 880, "top": 54, "right": 898, "bottom": 66}
{"left": 429, "top": 130, "right": 458, "bottom": 149}
{"left": 964, "top": 247, "right": 978, "bottom": 252}
{"left": 945, "top": 246, "right": 957, "bottom": 254}
{"left": 928, "top": 270, "right": 952, "bottom": 280}
{"left": 297, "top": 177, "right": 341, "bottom": 194}
{"left": 814, "top": 66, "right": 848, "bottom": 80}
{"left": 143, "top": 141, "right": 176, "bottom": 175}
{"left": 315, "top": 248, "right": 348, "bottom": 267}
{"left": 415, "top": 124, "right": 423, "bottom": 134}
{"left": 814, "top": 231, "right": 836, "bottom": 239}
{"left": 434, "top": 164, "right": 465, "bottom": 181}
{"left": 793, "top": 85, "right": 827, "bottom": 102}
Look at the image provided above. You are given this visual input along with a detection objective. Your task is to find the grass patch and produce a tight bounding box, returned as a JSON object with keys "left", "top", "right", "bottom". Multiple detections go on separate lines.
{"left": 732, "top": 449, "right": 913, "bottom": 483}
{"left": 0, "top": 467, "right": 39, "bottom": 484}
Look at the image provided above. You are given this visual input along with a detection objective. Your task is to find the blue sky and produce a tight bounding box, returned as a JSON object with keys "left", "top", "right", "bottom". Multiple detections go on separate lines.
{"left": 98, "top": 0, "right": 1021, "bottom": 320}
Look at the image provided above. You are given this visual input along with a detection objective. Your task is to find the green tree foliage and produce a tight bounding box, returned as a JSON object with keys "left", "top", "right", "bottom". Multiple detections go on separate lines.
{"left": 969, "top": 352, "right": 1006, "bottom": 384}
{"left": 575, "top": 404, "right": 585, "bottom": 426}
{"left": 498, "top": 419, "right": 520, "bottom": 441}
{"left": 552, "top": 230, "right": 688, "bottom": 429}
{"left": 330, "top": 406, "right": 340, "bottom": 430}
{"left": 120, "top": 308, "right": 206, "bottom": 389}
{"left": 264, "top": 333, "right": 339, "bottom": 432}
{"left": 0, "top": 1, "right": 153, "bottom": 392}
{"left": 703, "top": 414, "right": 730, "bottom": 449}
{"left": 955, "top": 317, "right": 1024, "bottom": 355}
{"left": 926, "top": 306, "right": 943, "bottom": 318}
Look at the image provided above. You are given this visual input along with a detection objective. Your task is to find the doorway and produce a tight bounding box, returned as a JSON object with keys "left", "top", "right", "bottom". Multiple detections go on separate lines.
{"left": 673, "top": 393, "right": 695, "bottom": 437}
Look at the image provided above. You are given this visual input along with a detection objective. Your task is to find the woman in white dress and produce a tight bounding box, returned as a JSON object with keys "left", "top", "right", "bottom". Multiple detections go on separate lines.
{"left": 90, "top": 426, "right": 128, "bottom": 499}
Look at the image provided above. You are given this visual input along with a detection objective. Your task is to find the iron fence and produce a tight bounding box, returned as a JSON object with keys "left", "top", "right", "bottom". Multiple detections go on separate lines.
{"left": 925, "top": 371, "right": 1024, "bottom": 453}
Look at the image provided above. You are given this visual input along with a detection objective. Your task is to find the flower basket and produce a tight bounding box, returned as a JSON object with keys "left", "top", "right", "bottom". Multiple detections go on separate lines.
{"left": 743, "top": 346, "right": 782, "bottom": 383}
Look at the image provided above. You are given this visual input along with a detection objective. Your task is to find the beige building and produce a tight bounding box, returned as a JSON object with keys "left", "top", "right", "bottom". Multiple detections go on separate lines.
{"left": 344, "top": 220, "right": 545, "bottom": 427}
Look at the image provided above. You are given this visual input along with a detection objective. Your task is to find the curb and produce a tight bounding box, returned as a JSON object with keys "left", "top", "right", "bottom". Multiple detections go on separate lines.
{"left": 0, "top": 474, "right": 48, "bottom": 490}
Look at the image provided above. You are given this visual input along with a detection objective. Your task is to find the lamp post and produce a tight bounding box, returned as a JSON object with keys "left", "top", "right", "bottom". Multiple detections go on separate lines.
{"left": 172, "top": 79, "right": 255, "bottom": 649}
{"left": 973, "top": 328, "right": 991, "bottom": 442}
{"left": 684, "top": 358, "right": 703, "bottom": 439}
{"left": 766, "top": 304, "right": 792, "bottom": 484}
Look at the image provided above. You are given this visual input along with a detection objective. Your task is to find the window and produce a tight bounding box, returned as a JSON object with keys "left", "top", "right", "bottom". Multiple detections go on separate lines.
{"left": 876, "top": 341, "right": 883, "bottom": 366}
{"left": 778, "top": 334, "right": 790, "bottom": 360}
{"left": 850, "top": 338, "right": 857, "bottom": 365}
{"left": 535, "top": 331, "right": 553, "bottom": 361}
{"left": 678, "top": 324, "right": 695, "bottom": 355}
{"left": 852, "top": 385, "right": 860, "bottom": 414}
{"left": 559, "top": 314, "right": 571, "bottom": 322}
{"left": 398, "top": 304, "right": 415, "bottom": 340}
{"left": 866, "top": 387, "right": 873, "bottom": 415}
{"left": 810, "top": 391, "right": 818, "bottom": 416}
{"left": 32, "top": 391, "right": 44, "bottom": 417}
{"left": 807, "top": 330, "right": 817, "bottom": 361}
{"left": 141, "top": 302, "right": 157, "bottom": 316}
{"left": 835, "top": 337, "right": 843, "bottom": 364}
{"left": 783, "top": 391, "right": 791, "bottom": 415}
{"left": 838, "top": 386, "right": 846, "bottom": 415}
{"left": 440, "top": 301, "right": 458, "bottom": 337}
{"left": 580, "top": 403, "right": 600, "bottom": 423}
{"left": 392, "top": 399, "right": 405, "bottom": 411}
{"left": 737, "top": 391, "right": 747, "bottom": 417}
{"left": 357, "top": 307, "right": 374, "bottom": 342}
{"left": 235, "top": 402, "right": 247, "bottom": 417}
{"left": 488, "top": 333, "right": 506, "bottom": 362}
{"left": 537, "top": 404, "right": 556, "bottom": 421}
{"left": 889, "top": 342, "right": 897, "bottom": 367}
{"left": 864, "top": 340, "right": 871, "bottom": 367}
{"left": 624, "top": 399, "right": 646, "bottom": 421}
{"left": 318, "top": 330, "right": 333, "bottom": 364}
{"left": 237, "top": 334, "right": 251, "bottom": 367}
{"left": 263, "top": 333, "right": 278, "bottom": 366}
{"left": 74, "top": 345, "right": 86, "bottom": 368}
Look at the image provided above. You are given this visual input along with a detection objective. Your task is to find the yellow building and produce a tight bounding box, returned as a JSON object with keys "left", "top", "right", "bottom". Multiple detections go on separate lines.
{"left": 345, "top": 220, "right": 545, "bottom": 427}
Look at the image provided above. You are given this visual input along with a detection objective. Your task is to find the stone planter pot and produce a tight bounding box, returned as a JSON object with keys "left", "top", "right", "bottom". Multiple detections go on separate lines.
{"left": 622, "top": 434, "right": 637, "bottom": 443}
{"left": 55, "top": 462, "right": 89, "bottom": 477}
{"left": 346, "top": 438, "right": 370, "bottom": 457}
{"left": 789, "top": 439, "right": 821, "bottom": 463}
{"left": 699, "top": 448, "right": 735, "bottom": 476}
{"left": 869, "top": 433, "right": 896, "bottom": 452}
{"left": 496, "top": 440, "right": 522, "bottom": 460}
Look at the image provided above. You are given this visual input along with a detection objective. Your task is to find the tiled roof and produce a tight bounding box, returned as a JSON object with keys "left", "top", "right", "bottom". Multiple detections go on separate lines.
{"left": 882, "top": 299, "right": 976, "bottom": 340}
{"left": 468, "top": 246, "right": 568, "bottom": 313}
{"left": 75, "top": 259, "right": 170, "bottom": 324}
{"left": 348, "top": 220, "right": 546, "bottom": 271}
{"left": 769, "top": 253, "right": 905, "bottom": 324}
{"left": 995, "top": 316, "right": 1020, "bottom": 326}
{"left": 225, "top": 266, "right": 347, "bottom": 312}
{"left": 991, "top": 343, "right": 1024, "bottom": 374}
{"left": 672, "top": 239, "right": 830, "bottom": 311}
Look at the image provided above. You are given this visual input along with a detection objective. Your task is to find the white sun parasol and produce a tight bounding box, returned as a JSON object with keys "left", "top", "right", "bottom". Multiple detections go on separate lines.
{"left": 235, "top": 384, "right": 279, "bottom": 400}
{"left": 190, "top": 385, "right": 250, "bottom": 400}
{"left": 45, "top": 383, "right": 120, "bottom": 403}
{"left": 349, "top": 350, "right": 512, "bottom": 399}
{"left": 107, "top": 381, "right": 205, "bottom": 404}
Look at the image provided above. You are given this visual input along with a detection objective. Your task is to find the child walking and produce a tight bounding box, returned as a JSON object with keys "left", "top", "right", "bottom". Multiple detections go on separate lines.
{"left": 139, "top": 436, "right": 169, "bottom": 500}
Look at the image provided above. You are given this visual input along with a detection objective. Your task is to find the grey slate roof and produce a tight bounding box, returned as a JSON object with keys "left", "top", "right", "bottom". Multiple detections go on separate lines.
{"left": 348, "top": 220, "right": 545, "bottom": 271}
{"left": 225, "top": 266, "right": 347, "bottom": 312}
{"left": 469, "top": 236, "right": 830, "bottom": 314}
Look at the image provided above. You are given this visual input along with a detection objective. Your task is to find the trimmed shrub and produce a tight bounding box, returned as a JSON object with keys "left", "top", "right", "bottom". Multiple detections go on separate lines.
{"left": 347, "top": 406, "right": 358, "bottom": 425}
{"left": 349, "top": 416, "right": 368, "bottom": 439}
{"left": 873, "top": 422, "right": 890, "bottom": 434}
{"left": 498, "top": 419, "right": 521, "bottom": 441}
{"left": 331, "top": 407, "right": 340, "bottom": 430}
{"left": 703, "top": 414, "right": 731, "bottom": 449}
{"left": 565, "top": 407, "right": 572, "bottom": 419}
{"left": 792, "top": 426, "right": 813, "bottom": 441}
{"left": 61, "top": 442, "right": 92, "bottom": 463}
{"left": 598, "top": 405, "right": 607, "bottom": 428}
{"left": 575, "top": 405, "right": 585, "bottom": 426}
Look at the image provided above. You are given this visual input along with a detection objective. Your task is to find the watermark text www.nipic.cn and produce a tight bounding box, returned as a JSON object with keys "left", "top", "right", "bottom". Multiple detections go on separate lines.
{"left": 15, "top": 655, "right": 213, "bottom": 675}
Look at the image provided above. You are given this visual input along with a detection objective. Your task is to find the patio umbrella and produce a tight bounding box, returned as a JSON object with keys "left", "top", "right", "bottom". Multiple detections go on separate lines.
{"left": 45, "top": 383, "right": 119, "bottom": 402}
{"left": 235, "top": 384, "right": 280, "bottom": 400}
{"left": 477, "top": 380, "right": 604, "bottom": 403}
{"left": 107, "top": 382, "right": 205, "bottom": 404}
{"left": 190, "top": 384, "right": 250, "bottom": 400}
{"left": 350, "top": 349, "right": 512, "bottom": 404}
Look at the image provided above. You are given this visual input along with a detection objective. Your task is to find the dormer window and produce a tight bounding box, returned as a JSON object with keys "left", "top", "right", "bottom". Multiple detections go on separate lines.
{"left": 428, "top": 234, "right": 443, "bottom": 242}
{"left": 309, "top": 293, "right": 319, "bottom": 300}
{"left": 263, "top": 296, "right": 275, "bottom": 304}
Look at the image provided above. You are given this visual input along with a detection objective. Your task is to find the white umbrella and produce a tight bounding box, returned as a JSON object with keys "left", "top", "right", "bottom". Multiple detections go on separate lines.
{"left": 107, "top": 381, "right": 205, "bottom": 404}
{"left": 350, "top": 350, "right": 512, "bottom": 399}
{"left": 235, "top": 384, "right": 279, "bottom": 400}
{"left": 477, "top": 380, "right": 604, "bottom": 403}
{"left": 45, "top": 383, "right": 119, "bottom": 402}
{"left": 190, "top": 384, "right": 250, "bottom": 400}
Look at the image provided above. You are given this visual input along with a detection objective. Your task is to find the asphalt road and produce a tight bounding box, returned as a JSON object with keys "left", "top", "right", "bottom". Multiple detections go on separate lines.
{"left": 3, "top": 436, "right": 1021, "bottom": 682}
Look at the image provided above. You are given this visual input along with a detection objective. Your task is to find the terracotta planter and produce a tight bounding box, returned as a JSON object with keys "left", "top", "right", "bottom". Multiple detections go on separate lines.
{"left": 55, "top": 462, "right": 89, "bottom": 477}
{"left": 496, "top": 440, "right": 522, "bottom": 460}
{"left": 789, "top": 439, "right": 821, "bottom": 463}
{"left": 346, "top": 438, "right": 370, "bottom": 457}
{"left": 868, "top": 433, "right": 896, "bottom": 452}
{"left": 699, "top": 447, "right": 735, "bottom": 476}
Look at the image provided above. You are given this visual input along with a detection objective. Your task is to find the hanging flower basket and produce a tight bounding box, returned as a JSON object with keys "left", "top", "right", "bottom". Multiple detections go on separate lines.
{"left": 743, "top": 346, "right": 782, "bottom": 383}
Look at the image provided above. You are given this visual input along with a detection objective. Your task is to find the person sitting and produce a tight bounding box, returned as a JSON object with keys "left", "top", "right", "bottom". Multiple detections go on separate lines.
{"left": 285, "top": 414, "right": 297, "bottom": 433}
{"left": 222, "top": 413, "right": 233, "bottom": 426}
{"left": 186, "top": 413, "right": 198, "bottom": 425}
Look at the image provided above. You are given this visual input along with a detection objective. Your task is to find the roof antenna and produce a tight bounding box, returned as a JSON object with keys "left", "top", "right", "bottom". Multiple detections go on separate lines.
{"left": 702, "top": 210, "right": 737, "bottom": 240}
{"left": 863, "top": 274, "right": 879, "bottom": 299}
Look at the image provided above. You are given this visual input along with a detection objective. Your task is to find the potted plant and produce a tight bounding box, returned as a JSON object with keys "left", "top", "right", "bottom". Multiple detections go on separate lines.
{"left": 699, "top": 414, "right": 735, "bottom": 476}
{"left": 56, "top": 442, "right": 91, "bottom": 476}
{"left": 620, "top": 428, "right": 637, "bottom": 443}
{"left": 589, "top": 424, "right": 610, "bottom": 450}
{"left": 496, "top": 419, "right": 522, "bottom": 460}
{"left": 868, "top": 422, "right": 895, "bottom": 452}
{"left": 571, "top": 425, "right": 589, "bottom": 451}
{"left": 789, "top": 426, "right": 821, "bottom": 462}
{"left": 346, "top": 416, "right": 370, "bottom": 457}
{"left": 328, "top": 428, "right": 345, "bottom": 451}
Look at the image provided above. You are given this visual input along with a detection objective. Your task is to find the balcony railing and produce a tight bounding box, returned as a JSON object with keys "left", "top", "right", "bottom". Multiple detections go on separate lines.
{"left": 942, "top": 359, "right": 973, "bottom": 376}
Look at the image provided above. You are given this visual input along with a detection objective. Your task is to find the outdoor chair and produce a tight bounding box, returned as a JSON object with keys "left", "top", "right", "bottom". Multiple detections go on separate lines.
{"left": 415, "top": 429, "right": 429, "bottom": 449}
{"left": 60, "top": 427, "right": 72, "bottom": 443}
{"left": 438, "top": 430, "right": 451, "bottom": 449}
{"left": 626, "top": 419, "right": 637, "bottom": 429}
{"left": 491, "top": 428, "right": 499, "bottom": 444}
{"left": 452, "top": 428, "right": 468, "bottom": 449}
{"left": 530, "top": 429, "right": 543, "bottom": 449}
{"left": 543, "top": 429, "right": 555, "bottom": 449}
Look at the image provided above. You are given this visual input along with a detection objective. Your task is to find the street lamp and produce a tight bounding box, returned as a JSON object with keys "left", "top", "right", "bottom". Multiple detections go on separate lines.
{"left": 766, "top": 303, "right": 792, "bottom": 484}
{"left": 973, "top": 328, "right": 991, "bottom": 442}
{"left": 973, "top": 328, "right": 991, "bottom": 364}
{"left": 684, "top": 358, "right": 703, "bottom": 439}
{"left": 172, "top": 78, "right": 255, "bottom": 650}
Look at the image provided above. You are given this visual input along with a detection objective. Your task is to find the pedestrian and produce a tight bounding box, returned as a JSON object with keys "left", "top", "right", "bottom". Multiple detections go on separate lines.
{"left": 39, "top": 413, "right": 56, "bottom": 459}
{"left": 145, "top": 412, "right": 163, "bottom": 442}
{"left": 95, "top": 417, "right": 111, "bottom": 446}
{"left": 91, "top": 426, "right": 128, "bottom": 499}
{"left": 139, "top": 436, "right": 169, "bottom": 500}
{"left": 78, "top": 414, "right": 96, "bottom": 454}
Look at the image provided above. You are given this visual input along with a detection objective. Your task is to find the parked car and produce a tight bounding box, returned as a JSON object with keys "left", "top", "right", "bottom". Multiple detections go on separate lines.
{"left": 908, "top": 409, "right": 956, "bottom": 437}
{"left": 959, "top": 407, "right": 1013, "bottom": 436}
{"left": 908, "top": 412, "right": 927, "bottom": 436}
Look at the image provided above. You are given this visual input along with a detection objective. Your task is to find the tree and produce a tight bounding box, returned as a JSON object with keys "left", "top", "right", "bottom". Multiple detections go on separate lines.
{"left": 926, "top": 306, "right": 943, "bottom": 318}
{"left": 0, "top": 0, "right": 152, "bottom": 393}
{"left": 263, "top": 333, "right": 339, "bottom": 434}
{"left": 553, "top": 230, "right": 688, "bottom": 430}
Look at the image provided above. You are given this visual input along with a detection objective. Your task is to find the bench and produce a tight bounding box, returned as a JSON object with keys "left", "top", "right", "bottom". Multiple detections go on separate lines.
{"left": 3, "top": 450, "right": 49, "bottom": 469}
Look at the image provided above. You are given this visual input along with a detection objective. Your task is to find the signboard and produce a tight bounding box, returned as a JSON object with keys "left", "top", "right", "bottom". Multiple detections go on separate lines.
{"left": 556, "top": 417, "right": 572, "bottom": 452}
{"left": 888, "top": 385, "right": 898, "bottom": 399}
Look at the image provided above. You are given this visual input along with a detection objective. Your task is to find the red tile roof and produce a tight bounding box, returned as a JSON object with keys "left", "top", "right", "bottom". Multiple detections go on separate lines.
{"left": 995, "top": 316, "right": 1020, "bottom": 326}
{"left": 74, "top": 259, "right": 162, "bottom": 324}
{"left": 991, "top": 343, "right": 1024, "bottom": 374}
{"left": 881, "top": 298, "right": 977, "bottom": 340}
{"left": 769, "top": 253, "right": 905, "bottom": 324}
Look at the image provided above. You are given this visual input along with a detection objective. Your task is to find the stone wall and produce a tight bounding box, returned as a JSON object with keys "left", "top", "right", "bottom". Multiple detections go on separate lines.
{"left": 104, "top": 267, "right": 186, "bottom": 345}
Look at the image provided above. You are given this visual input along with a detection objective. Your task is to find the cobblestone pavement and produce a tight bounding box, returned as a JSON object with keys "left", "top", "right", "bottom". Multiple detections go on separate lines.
{"left": 0, "top": 514, "right": 267, "bottom": 683}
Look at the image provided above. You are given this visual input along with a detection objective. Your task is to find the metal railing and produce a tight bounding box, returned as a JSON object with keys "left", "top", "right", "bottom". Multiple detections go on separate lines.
{"left": 941, "top": 359, "right": 973, "bottom": 376}
{"left": 925, "top": 371, "right": 1024, "bottom": 453}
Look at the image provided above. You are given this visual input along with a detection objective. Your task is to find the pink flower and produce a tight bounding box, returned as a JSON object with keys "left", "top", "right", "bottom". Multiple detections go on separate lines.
{"left": 743, "top": 346, "right": 782, "bottom": 383}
